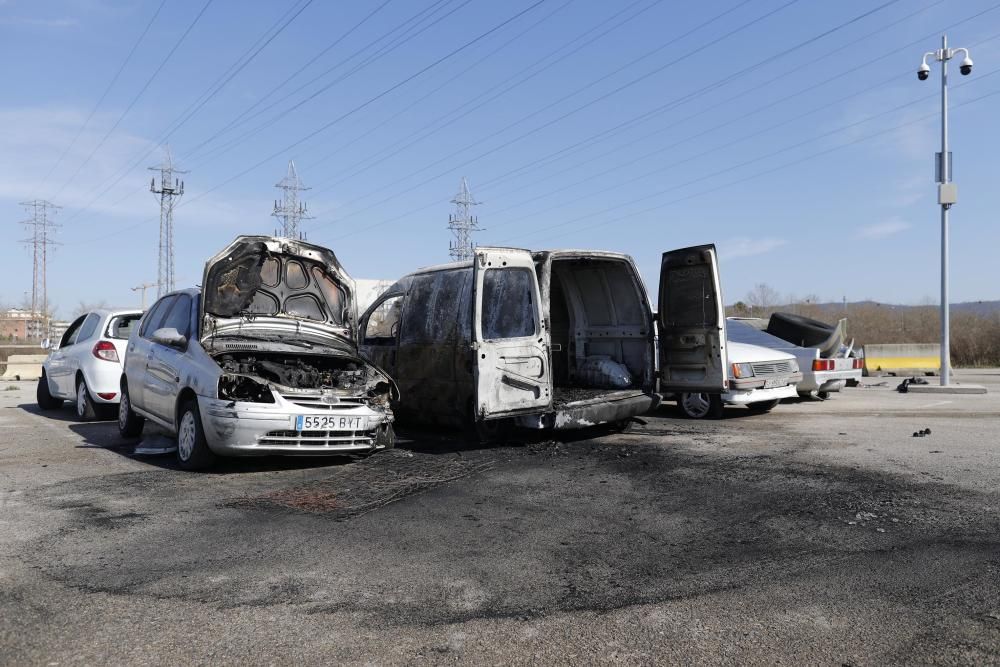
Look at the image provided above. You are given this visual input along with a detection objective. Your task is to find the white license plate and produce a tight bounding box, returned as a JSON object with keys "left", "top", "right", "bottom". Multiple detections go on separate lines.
{"left": 762, "top": 377, "right": 785, "bottom": 389}
{"left": 296, "top": 415, "right": 366, "bottom": 431}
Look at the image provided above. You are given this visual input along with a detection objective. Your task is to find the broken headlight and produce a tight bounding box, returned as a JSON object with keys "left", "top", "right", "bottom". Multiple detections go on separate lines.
{"left": 365, "top": 381, "right": 393, "bottom": 409}
{"left": 218, "top": 375, "right": 275, "bottom": 403}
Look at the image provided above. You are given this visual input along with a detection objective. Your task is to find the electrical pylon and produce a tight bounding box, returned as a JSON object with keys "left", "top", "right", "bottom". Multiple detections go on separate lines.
{"left": 272, "top": 160, "right": 312, "bottom": 239}
{"left": 149, "top": 146, "right": 186, "bottom": 297}
{"left": 19, "top": 200, "right": 61, "bottom": 330}
{"left": 448, "top": 177, "right": 481, "bottom": 262}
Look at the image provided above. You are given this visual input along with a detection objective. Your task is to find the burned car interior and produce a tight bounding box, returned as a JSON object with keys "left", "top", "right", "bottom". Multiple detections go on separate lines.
{"left": 545, "top": 256, "right": 654, "bottom": 406}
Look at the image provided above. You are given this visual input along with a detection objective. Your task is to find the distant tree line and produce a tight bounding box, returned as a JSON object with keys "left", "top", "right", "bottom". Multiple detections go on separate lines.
{"left": 729, "top": 284, "right": 1000, "bottom": 367}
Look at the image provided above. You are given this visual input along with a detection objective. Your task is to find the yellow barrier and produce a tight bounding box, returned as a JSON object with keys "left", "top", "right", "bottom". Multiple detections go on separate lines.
{"left": 862, "top": 344, "right": 941, "bottom": 376}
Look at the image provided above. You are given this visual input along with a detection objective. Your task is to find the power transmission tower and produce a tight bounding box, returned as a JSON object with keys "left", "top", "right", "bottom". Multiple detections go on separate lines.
{"left": 19, "top": 199, "right": 61, "bottom": 337}
{"left": 149, "top": 146, "right": 186, "bottom": 298}
{"left": 272, "top": 160, "right": 312, "bottom": 239}
{"left": 131, "top": 282, "right": 157, "bottom": 309}
{"left": 448, "top": 177, "right": 481, "bottom": 262}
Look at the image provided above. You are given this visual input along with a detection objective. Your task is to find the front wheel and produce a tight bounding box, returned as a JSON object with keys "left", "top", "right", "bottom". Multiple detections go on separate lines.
{"left": 747, "top": 399, "right": 780, "bottom": 414}
{"left": 36, "top": 372, "right": 63, "bottom": 410}
{"left": 679, "top": 393, "right": 724, "bottom": 420}
{"left": 176, "top": 400, "right": 216, "bottom": 471}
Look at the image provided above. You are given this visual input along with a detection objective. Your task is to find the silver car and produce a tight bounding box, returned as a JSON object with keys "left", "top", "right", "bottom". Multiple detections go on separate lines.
{"left": 118, "top": 236, "right": 396, "bottom": 470}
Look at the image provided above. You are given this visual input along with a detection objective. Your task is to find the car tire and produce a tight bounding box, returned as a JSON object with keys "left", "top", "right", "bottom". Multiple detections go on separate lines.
{"left": 176, "top": 399, "right": 216, "bottom": 471}
{"left": 679, "top": 392, "right": 724, "bottom": 420}
{"left": 747, "top": 399, "right": 780, "bottom": 413}
{"left": 36, "top": 372, "right": 63, "bottom": 410}
{"left": 75, "top": 378, "right": 98, "bottom": 421}
{"left": 118, "top": 383, "right": 145, "bottom": 438}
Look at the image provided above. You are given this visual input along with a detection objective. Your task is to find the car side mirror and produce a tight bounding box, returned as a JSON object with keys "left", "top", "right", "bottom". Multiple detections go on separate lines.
{"left": 152, "top": 327, "right": 188, "bottom": 350}
{"left": 40, "top": 338, "right": 52, "bottom": 350}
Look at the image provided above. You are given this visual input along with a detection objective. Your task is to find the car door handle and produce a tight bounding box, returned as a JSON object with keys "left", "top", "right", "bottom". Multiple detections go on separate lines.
{"left": 174, "top": 376, "right": 180, "bottom": 383}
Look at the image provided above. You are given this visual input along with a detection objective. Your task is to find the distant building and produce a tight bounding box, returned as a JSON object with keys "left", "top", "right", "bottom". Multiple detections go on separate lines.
{"left": 0, "top": 309, "right": 44, "bottom": 341}
{"left": 0, "top": 309, "right": 67, "bottom": 343}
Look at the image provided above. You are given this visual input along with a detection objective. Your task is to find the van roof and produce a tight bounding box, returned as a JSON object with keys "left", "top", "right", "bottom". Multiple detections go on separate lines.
{"left": 408, "top": 248, "right": 636, "bottom": 276}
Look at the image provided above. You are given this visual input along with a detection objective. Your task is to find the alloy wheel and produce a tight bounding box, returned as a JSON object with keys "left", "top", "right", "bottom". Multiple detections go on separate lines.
{"left": 178, "top": 411, "right": 197, "bottom": 461}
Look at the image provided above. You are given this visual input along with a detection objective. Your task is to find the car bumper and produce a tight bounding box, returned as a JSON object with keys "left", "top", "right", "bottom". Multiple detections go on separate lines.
{"left": 84, "top": 361, "right": 125, "bottom": 403}
{"left": 796, "top": 369, "right": 863, "bottom": 392}
{"left": 515, "top": 391, "right": 660, "bottom": 430}
{"left": 722, "top": 383, "right": 798, "bottom": 405}
{"left": 198, "top": 396, "right": 393, "bottom": 456}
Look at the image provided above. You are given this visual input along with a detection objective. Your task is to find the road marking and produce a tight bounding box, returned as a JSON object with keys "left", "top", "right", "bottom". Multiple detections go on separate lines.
{"left": 921, "top": 400, "right": 954, "bottom": 408}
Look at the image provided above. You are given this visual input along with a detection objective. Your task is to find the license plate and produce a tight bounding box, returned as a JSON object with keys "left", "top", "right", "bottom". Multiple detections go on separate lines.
{"left": 763, "top": 377, "right": 785, "bottom": 389}
{"left": 296, "top": 415, "right": 366, "bottom": 431}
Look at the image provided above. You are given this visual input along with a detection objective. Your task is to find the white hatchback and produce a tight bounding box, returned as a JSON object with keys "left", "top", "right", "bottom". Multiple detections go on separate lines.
{"left": 37, "top": 309, "right": 143, "bottom": 420}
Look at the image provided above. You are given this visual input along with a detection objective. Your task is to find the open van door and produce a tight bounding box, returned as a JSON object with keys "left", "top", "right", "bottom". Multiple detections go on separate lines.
{"left": 657, "top": 244, "right": 728, "bottom": 393}
{"left": 473, "top": 247, "right": 552, "bottom": 419}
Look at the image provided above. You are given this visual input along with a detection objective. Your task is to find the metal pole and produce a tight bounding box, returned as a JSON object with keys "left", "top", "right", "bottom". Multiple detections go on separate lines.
{"left": 940, "top": 34, "right": 951, "bottom": 386}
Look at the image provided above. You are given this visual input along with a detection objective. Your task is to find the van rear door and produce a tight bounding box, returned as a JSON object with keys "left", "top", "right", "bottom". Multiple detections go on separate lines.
{"left": 473, "top": 247, "right": 552, "bottom": 419}
{"left": 657, "top": 244, "right": 728, "bottom": 393}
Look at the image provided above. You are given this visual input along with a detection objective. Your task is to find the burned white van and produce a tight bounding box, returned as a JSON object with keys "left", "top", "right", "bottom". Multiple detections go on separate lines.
{"left": 359, "top": 245, "right": 732, "bottom": 432}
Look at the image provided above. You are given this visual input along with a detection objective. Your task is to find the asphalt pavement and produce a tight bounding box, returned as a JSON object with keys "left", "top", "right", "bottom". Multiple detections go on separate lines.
{"left": 1, "top": 371, "right": 999, "bottom": 665}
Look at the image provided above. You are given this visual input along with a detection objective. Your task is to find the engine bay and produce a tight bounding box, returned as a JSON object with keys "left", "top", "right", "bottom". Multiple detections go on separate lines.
{"left": 215, "top": 352, "right": 392, "bottom": 403}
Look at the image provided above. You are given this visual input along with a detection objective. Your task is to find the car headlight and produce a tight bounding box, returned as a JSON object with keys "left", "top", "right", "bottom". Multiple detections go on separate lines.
{"left": 790, "top": 360, "right": 799, "bottom": 373}
{"left": 218, "top": 374, "right": 275, "bottom": 403}
{"left": 731, "top": 363, "right": 754, "bottom": 379}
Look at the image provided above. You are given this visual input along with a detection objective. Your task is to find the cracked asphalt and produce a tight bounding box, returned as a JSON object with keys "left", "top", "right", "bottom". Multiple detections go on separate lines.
{"left": 2, "top": 371, "right": 1000, "bottom": 665}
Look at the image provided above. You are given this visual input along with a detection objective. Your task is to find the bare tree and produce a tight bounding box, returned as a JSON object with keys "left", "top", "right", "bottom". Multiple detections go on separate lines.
{"left": 746, "top": 283, "right": 781, "bottom": 311}
{"left": 73, "top": 300, "right": 110, "bottom": 318}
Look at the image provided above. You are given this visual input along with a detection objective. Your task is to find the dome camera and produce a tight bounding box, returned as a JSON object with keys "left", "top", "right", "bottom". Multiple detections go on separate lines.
{"left": 918, "top": 62, "right": 930, "bottom": 80}
{"left": 960, "top": 56, "right": 973, "bottom": 75}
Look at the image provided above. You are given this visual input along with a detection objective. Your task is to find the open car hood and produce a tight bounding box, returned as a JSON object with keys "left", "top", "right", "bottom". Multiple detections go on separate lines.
{"left": 201, "top": 236, "right": 357, "bottom": 345}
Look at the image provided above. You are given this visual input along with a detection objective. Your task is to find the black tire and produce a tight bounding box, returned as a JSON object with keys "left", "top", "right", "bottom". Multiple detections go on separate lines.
{"left": 36, "top": 372, "right": 63, "bottom": 410}
{"left": 118, "top": 382, "right": 145, "bottom": 438}
{"left": 176, "top": 399, "right": 216, "bottom": 471}
{"left": 747, "top": 399, "right": 780, "bottom": 413}
{"left": 678, "top": 392, "right": 724, "bottom": 420}
{"left": 817, "top": 391, "right": 831, "bottom": 400}
{"left": 766, "top": 312, "right": 835, "bottom": 348}
{"left": 75, "top": 378, "right": 98, "bottom": 421}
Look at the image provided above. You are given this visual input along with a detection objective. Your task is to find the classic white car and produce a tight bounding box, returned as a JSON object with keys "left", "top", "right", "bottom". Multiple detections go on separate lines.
{"left": 727, "top": 317, "right": 862, "bottom": 398}
{"left": 670, "top": 340, "right": 802, "bottom": 419}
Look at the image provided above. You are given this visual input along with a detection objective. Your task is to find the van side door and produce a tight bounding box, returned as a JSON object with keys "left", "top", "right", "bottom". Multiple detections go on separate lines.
{"left": 657, "top": 244, "right": 728, "bottom": 393}
{"left": 472, "top": 247, "right": 552, "bottom": 419}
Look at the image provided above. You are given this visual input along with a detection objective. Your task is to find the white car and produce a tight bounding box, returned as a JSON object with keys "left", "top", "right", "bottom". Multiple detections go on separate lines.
{"left": 36, "top": 309, "right": 144, "bottom": 420}
{"left": 727, "top": 317, "right": 862, "bottom": 398}
{"left": 118, "top": 236, "right": 396, "bottom": 470}
{"left": 671, "top": 341, "right": 802, "bottom": 419}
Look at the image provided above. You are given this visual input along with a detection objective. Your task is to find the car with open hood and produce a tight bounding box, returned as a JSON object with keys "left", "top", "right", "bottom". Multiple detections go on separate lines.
{"left": 118, "top": 236, "right": 396, "bottom": 470}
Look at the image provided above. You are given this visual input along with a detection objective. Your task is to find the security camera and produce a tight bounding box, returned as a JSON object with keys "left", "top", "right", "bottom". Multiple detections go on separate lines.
{"left": 960, "top": 56, "right": 973, "bottom": 75}
{"left": 918, "top": 62, "right": 930, "bottom": 80}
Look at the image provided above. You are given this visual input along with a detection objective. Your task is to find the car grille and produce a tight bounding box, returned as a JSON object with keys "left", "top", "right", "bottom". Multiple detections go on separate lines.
{"left": 260, "top": 429, "right": 375, "bottom": 449}
{"left": 279, "top": 393, "right": 367, "bottom": 410}
{"left": 750, "top": 360, "right": 796, "bottom": 376}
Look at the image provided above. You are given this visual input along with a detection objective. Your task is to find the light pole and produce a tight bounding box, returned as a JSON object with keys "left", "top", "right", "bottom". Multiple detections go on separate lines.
{"left": 918, "top": 35, "right": 973, "bottom": 386}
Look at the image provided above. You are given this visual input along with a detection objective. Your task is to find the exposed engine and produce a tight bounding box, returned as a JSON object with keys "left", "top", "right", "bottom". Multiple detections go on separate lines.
{"left": 215, "top": 352, "right": 392, "bottom": 404}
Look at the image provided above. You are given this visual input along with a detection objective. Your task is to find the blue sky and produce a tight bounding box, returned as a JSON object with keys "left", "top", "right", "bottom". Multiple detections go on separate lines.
{"left": 2, "top": 0, "right": 1000, "bottom": 317}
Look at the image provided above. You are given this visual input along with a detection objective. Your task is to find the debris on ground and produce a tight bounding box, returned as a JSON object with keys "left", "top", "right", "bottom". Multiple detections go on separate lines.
{"left": 912, "top": 428, "right": 932, "bottom": 438}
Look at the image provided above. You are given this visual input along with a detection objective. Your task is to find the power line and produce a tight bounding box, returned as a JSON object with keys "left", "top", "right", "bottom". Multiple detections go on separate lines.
{"left": 50, "top": 0, "right": 214, "bottom": 202}
{"left": 299, "top": 0, "right": 577, "bottom": 177}
{"left": 182, "top": 0, "right": 444, "bottom": 163}
{"left": 149, "top": 147, "right": 187, "bottom": 297}
{"left": 59, "top": 0, "right": 314, "bottom": 228}
{"left": 18, "top": 200, "right": 62, "bottom": 322}
{"left": 304, "top": 0, "right": 662, "bottom": 192}
{"left": 309, "top": 0, "right": 774, "bottom": 220}
{"left": 178, "top": 0, "right": 552, "bottom": 211}
{"left": 40, "top": 0, "right": 168, "bottom": 189}
{"left": 187, "top": 0, "right": 474, "bottom": 168}
{"left": 515, "top": 78, "right": 1000, "bottom": 246}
